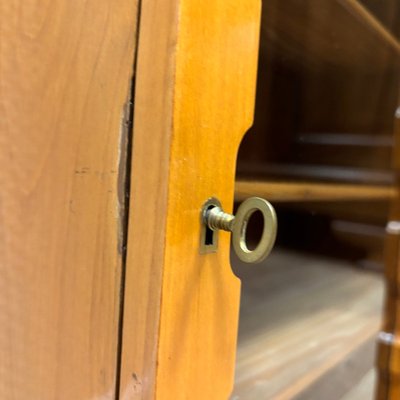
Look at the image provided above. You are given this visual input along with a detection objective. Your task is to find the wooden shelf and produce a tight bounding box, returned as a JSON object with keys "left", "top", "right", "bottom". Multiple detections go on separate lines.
{"left": 339, "top": 0, "right": 400, "bottom": 55}
{"left": 235, "top": 179, "right": 397, "bottom": 202}
{"left": 233, "top": 249, "right": 383, "bottom": 399}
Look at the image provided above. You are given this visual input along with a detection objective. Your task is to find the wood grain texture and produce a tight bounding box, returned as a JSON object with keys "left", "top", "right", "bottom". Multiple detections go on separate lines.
{"left": 0, "top": 1, "right": 139, "bottom": 399}
{"left": 235, "top": 180, "right": 396, "bottom": 202}
{"left": 118, "top": 0, "right": 261, "bottom": 399}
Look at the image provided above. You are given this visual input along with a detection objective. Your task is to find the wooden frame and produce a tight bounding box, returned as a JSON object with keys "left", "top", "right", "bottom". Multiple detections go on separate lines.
{"left": 118, "top": 0, "right": 261, "bottom": 398}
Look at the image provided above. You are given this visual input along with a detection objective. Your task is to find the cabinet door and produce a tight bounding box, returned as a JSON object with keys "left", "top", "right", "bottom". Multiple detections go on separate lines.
{"left": 118, "top": 1, "right": 261, "bottom": 399}
{"left": 0, "top": 1, "right": 139, "bottom": 398}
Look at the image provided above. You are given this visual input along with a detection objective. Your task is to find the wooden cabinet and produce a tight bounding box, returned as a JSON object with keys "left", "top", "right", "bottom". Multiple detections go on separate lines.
{"left": 2, "top": 0, "right": 400, "bottom": 399}
{"left": 1, "top": 0, "right": 260, "bottom": 399}
{"left": 118, "top": 1, "right": 260, "bottom": 398}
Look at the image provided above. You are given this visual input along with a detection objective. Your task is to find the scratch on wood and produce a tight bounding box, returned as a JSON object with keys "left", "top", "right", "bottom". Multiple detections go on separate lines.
{"left": 117, "top": 85, "right": 134, "bottom": 255}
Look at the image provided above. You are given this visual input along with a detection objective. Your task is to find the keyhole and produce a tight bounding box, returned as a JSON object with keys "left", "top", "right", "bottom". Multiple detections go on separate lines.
{"left": 200, "top": 198, "right": 221, "bottom": 254}
{"left": 205, "top": 206, "right": 216, "bottom": 246}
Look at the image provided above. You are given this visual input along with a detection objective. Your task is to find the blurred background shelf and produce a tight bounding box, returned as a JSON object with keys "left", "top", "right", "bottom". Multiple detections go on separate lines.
{"left": 235, "top": 0, "right": 400, "bottom": 279}
{"left": 233, "top": 0, "right": 400, "bottom": 397}
{"left": 235, "top": 180, "right": 397, "bottom": 203}
{"left": 232, "top": 249, "right": 383, "bottom": 400}
{"left": 259, "top": 0, "right": 400, "bottom": 71}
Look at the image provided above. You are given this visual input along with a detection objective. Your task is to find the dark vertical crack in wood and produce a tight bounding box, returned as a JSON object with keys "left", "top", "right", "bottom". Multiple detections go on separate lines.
{"left": 114, "top": 1, "right": 143, "bottom": 398}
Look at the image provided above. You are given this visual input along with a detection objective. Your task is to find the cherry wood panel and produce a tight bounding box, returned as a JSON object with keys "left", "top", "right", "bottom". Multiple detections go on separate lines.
{"left": 118, "top": 0, "right": 261, "bottom": 398}
{"left": 0, "top": 1, "right": 139, "bottom": 398}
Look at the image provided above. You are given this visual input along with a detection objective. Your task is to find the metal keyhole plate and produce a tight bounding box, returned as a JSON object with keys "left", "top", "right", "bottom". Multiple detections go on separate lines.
{"left": 201, "top": 196, "right": 277, "bottom": 263}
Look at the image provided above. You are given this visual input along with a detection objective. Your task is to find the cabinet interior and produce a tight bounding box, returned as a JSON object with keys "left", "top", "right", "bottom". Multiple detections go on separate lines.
{"left": 233, "top": 1, "right": 400, "bottom": 397}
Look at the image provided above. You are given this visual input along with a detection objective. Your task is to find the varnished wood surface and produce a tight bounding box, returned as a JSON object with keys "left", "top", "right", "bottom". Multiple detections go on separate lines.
{"left": 235, "top": 180, "right": 397, "bottom": 202}
{"left": 119, "top": 0, "right": 261, "bottom": 398}
{"left": 0, "top": 1, "right": 139, "bottom": 399}
{"left": 232, "top": 249, "right": 383, "bottom": 399}
{"left": 117, "top": 1, "right": 181, "bottom": 398}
